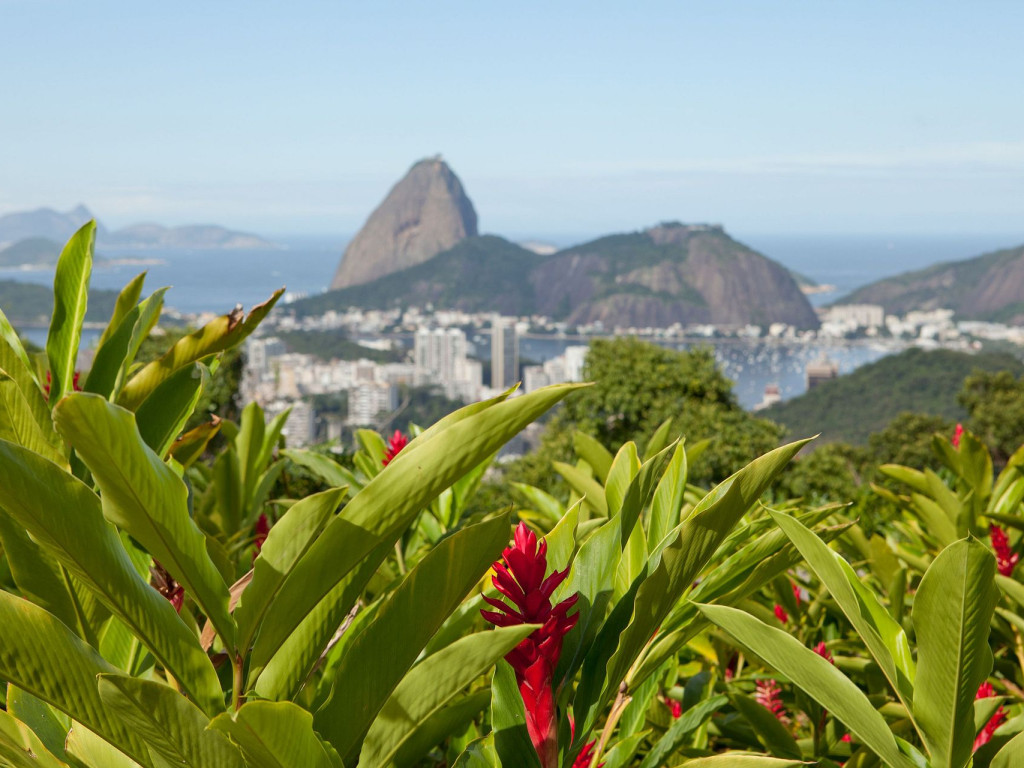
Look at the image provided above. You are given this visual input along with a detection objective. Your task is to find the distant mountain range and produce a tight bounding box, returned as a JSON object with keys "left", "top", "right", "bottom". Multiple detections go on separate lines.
{"left": 834, "top": 244, "right": 1024, "bottom": 324}
{"left": 302, "top": 158, "right": 820, "bottom": 329}
{"left": 0, "top": 205, "right": 276, "bottom": 255}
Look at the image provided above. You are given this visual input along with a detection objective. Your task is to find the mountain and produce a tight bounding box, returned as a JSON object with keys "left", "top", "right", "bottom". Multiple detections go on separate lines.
{"left": 835, "top": 244, "right": 1024, "bottom": 324}
{"left": 297, "top": 223, "right": 820, "bottom": 329}
{"left": 0, "top": 205, "right": 275, "bottom": 250}
{"left": 330, "top": 156, "right": 478, "bottom": 290}
{"left": 0, "top": 206, "right": 102, "bottom": 247}
{"left": 763, "top": 347, "right": 1024, "bottom": 444}
{"left": 101, "top": 224, "right": 274, "bottom": 250}
{"left": 0, "top": 237, "right": 62, "bottom": 267}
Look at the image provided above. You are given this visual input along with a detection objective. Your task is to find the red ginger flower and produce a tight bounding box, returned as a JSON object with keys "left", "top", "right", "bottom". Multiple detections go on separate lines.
{"left": 975, "top": 682, "right": 1007, "bottom": 750}
{"left": 755, "top": 679, "right": 790, "bottom": 726}
{"left": 666, "top": 698, "right": 682, "bottom": 719}
{"left": 43, "top": 370, "right": 82, "bottom": 400}
{"left": 952, "top": 423, "right": 964, "bottom": 448}
{"left": 382, "top": 430, "right": 408, "bottom": 466}
{"left": 773, "top": 604, "right": 789, "bottom": 624}
{"left": 813, "top": 641, "right": 834, "bottom": 664}
{"left": 572, "top": 740, "right": 605, "bottom": 768}
{"left": 481, "top": 522, "right": 579, "bottom": 768}
{"left": 991, "top": 525, "right": 1019, "bottom": 577}
{"left": 252, "top": 513, "right": 270, "bottom": 561}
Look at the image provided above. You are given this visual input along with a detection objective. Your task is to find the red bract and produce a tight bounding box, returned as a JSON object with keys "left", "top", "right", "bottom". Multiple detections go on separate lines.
{"left": 952, "top": 423, "right": 964, "bottom": 448}
{"left": 813, "top": 641, "right": 833, "bottom": 664}
{"left": 755, "top": 679, "right": 790, "bottom": 726}
{"left": 773, "top": 604, "right": 789, "bottom": 624}
{"left": 666, "top": 697, "right": 682, "bottom": 719}
{"left": 252, "top": 513, "right": 270, "bottom": 561}
{"left": 991, "top": 525, "right": 1019, "bottom": 577}
{"left": 150, "top": 561, "right": 185, "bottom": 614}
{"left": 791, "top": 580, "right": 802, "bottom": 605}
{"left": 43, "top": 370, "right": 82, "bottom": 400}
{"left": 481, "top": 522, "right": 579, "bottom": 768}
{"left": 572, "top": 740, "right": 605, "bottom": 768}
{"left": 382, "top": 430, "right": 408, "bottom": 466}
{"left": 975, "top": 682, "right": 1007, "bottom": 750}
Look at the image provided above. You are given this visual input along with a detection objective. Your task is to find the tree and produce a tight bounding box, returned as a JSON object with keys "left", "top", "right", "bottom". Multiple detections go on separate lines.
{"left": 960, "top": 369, "right": 1024, "bottom": 465}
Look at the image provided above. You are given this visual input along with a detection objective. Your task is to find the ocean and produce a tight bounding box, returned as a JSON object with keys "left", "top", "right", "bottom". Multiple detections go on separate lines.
{"left": 7, "top": 232, "right": 1019, "bottom": 408}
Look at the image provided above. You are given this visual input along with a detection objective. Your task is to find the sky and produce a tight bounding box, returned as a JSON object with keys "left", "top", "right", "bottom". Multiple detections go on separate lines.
{"left": 2, "top": 1, "right": 1023, "bottom": 238}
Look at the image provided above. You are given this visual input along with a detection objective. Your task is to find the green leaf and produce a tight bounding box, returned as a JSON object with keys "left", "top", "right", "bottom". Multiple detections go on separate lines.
{"left": 234, "top": 487, "right": 347, "bottom": 657}
{"left": 0, "top": 308, "right": 55, "bottom": 447}
{"left": 0, "top": 591, "right": 151, "bottom": 766}
{"left": 392, "top": 693, "right": 490, "bottom": 768}
{"left": 554, "top": 460, "right": 609, "bottom": 518}
{"left": 574, "top": 431, "right": 614, "bottom": 483}
{"left": 491, "top": 658, "right": 541, "bottom": 768}
{"left": 316, "top": 513, "right": 513, "bottom": 760}
{"left": 512, "top": 482, "right": 566, "bottom": 526}
{"left": 281, "top": 448, "right": 360, "bottom": 489}
{"left": 209, "top": 701, "right": 341, "bottom": 768}
{"left": 0, "top": 513, "right": 78, "bottom": 632}
{"left": 0, "top": 371, "right": 65, "bottom": 464}
{"left": 97, "top": 271, "right": 146, "bottom": 348}
{"left": 66, "top": 722, "right": 144, "bottom": 768}
{"left": 6, "top": 687, "right": 69, "bottom": 763}
{"left": 0, "top": 709, "right": 67, "bottom": 768}
{"left": 649, "top": 441, "right": 688, "bottom": 549}
{"left": 636, "top": 695, "right": 728, "bottom": 768}
{"left": 912, "top": 538, "right": 997, "bottom": 768}
{"left": 992, "top": 731, "right": 1024, "bottom": 768}
{"left": 574, "top": 439, "right": 809, "bottom": 744}
{"left": 85, "top": 287, "right": 166, "bottom": 402}
{"left": 0, "top": 438, "right": 223, "bottom": 715}
{"left": 670, "top": 757, "right": 808, "bottom": 767}
{"left": 248, "top": 384, "right": 582, "bottom": 680}
{"left": 768, "top": 510, "right": 915, "bottom": 707}
{"left": 605, "top": 441, "right": 640, "bottom": 514}
{"left": 97, "top": 676, "right": 243, "bottom": 768}
{"left": 118, "top": 289, "right": 282, "bottom": 410}
{"left": 46, "top": 221, "right": 95, "bottom": 405}
{"left": 360, "top": 626, "right": 536, "bottom": 768}
{"left": 729, "top": 693, "right": 802, "bottom": 760}
{"left": 54, "top": 394, "right": 235, "bottom": 653}
{"left": 644, "top": 417, "right": 675, "bottom": 460}
{"left": 134, "top": 362, "right": 207, "bottom": 456}
{"left": 697, "top": 603, "right": 918, "bottom": 768}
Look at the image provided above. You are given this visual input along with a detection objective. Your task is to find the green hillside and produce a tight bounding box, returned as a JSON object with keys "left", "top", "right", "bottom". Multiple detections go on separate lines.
{"left": 296, "top": 235, "right": 542, "bottom": 316}
{"left": 763, "top": 347, "right": 1024, "bottom": 444}
{"left": 0, "top": 279, "right": 119, "bottom": 325}
{"left": 0, "top": 237, "right": 62, "bottom": 267}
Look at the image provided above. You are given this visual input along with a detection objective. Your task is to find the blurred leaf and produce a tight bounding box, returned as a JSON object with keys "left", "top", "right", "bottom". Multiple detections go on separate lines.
{"left": 729, "top": 693, "right": 802, "bottom": 760}
{"left": 46, "top": 221, "right": 94, "bottom": 405}
{"left": 637, "top": 695, "right": 728, "bottom": 768}
{"left": 209, "top": 701, "right": 341, "bottom": 768}
{"left": 575, "top": 431, "right": 614, "bottom": 483}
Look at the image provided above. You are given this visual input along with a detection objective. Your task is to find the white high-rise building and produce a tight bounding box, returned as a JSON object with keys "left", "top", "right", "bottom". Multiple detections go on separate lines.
{"left": 348, "top": 381, "right": 398, "bottom": 426}
{"left": 491, "top": 316, "right": 519, "bottom": 389}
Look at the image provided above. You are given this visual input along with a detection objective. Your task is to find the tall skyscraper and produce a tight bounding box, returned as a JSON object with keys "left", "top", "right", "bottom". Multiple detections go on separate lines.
{"left": 491, "top": 316, "right": 519, "bottom": 389}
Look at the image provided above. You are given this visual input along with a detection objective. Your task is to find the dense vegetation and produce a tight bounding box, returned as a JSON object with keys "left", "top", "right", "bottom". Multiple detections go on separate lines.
{"left": 276, "top": 329, "right": 403, "bottom": 363}
{"left": 5, "top": 223, "right": 1024, "bottom": 767}
{"left": 0, "top": 277, "right": 119, "bottom": 324}
{"left": 764, "top": 347, "right": 1024, "bottom": 444}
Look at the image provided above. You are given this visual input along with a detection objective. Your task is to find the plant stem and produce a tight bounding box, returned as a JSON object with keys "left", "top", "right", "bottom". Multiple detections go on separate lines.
{"left": 592, "top": 683, "right": 632, "bottom": 768}
{"left": 231, "top": 654, "right": 244, "bottom": 711}
{"left": 394, "top": 541, "right": 407, "bottom": 575}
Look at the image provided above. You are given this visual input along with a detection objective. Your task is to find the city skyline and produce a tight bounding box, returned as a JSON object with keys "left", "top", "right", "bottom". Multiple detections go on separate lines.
{"left": 2, "top": 2, "right": 1022, "bottom": 236}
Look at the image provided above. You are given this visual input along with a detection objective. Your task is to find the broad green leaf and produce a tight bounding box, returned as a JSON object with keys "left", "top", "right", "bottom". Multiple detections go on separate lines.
{"left": 644, "top": 417, "right": 675, "bottom": 460}
{"left": 697, "top": 603, "right": 918, "bottom": 768}
{"left": 0, "top": 371, "right": 64, "bottom": 464}
{"left": 234, "top": 487, "right": 347, "bottom": 656}
{"left": 453, "top": 736, "right": 499, "bottom": 768}
{"left": 574, "top": 431, "right": 614, "bottom": 483}
{"left": 618, "top": 441, "right": 676, "bottom": 546}
{"left": 636, "top": 695, "right": 728, "bottom": 768}
{"left": 169, "top": 419, "right": 222, "bottom": 468}
{"left": 0, "top": 708, "right": 66, "bottom": 768}
{"left": 730, "top": 693, "right": 802, "bottom": 759}
{"left": 912, "top": 538, "right": 997, "bottom": 768}
{"left": 0, "top": 439, "right": 223, "bottom": 715}
{"left": 249, "top": 384, "right": 581, "bottom": 678}
{"left": 46, "top": 221, "right": 94, "bottom": 405}
{"left": 602, "top": 731, "right": 650, "bottom": 768}
{"left": 97, "top": 271, "right": 146, "bottom": 348}
{"left": 669, "top": 757, "right": 808, "bottom": 767}
{"left": 879, "top": 464, "right": 931, "bottom": 495}
{"left": 992, "top": 731, "right": 1024, "bottom": 768}
{"left": 574, "top": 439, "right": 809, "bottom": 745}
{"left": 768, "top": 510, "right": 915, "bottom": 707}
{"left": 54, "top": 394, "right": 235, "bottom": 653}
{"left": 66, "top": 722, "right": 144, "bottom": 768}
{"left": 118, "top": 289, "right": 282, "bottom": 410}
{"left": 606, "top": 441, "right": 640, "bottom": 513}
{"left": 391, "top": 692, "right": 490, "bottom": 768}
{"left": 554, "top": 460, "right": 609, "bottom": 518}
{"left": 360, "top": 626, "right": 536, "bottom": 768}
{"left": 0, "top": 591, "right": 151, "bottom": 766}
{"left": 85, "top": 288, "right": 166, "bottom": 402}
{"left": 316, "top": 513, "right": 513, "bottom": 760}
{"left": 491, "top": 659, "right": 541, "bottom": 768}
{"left": 0, "top": 308, "right": 54, "bottom": 445}
{"left": 209, "top": 701, "right": 341, "bottom": 768}
{"left": 281, "top": 448, "right": 360, "bottom": 489}
{"left": 909, "top": 494, "right": 959, "bottom": 547}
{"left": 512, "top": 482, "right": 566, "bottom": 526}
{"left": 6, "top": 687, "right": 68, "bottom": 763}
{"left": 97, "top": 676, "right": 243, "bottom": 768}
{"left": 134, "top": 362, "right": 207, "bottom": 456}
{"left": 649, "top": 441, "right": 688, "bottom": 549}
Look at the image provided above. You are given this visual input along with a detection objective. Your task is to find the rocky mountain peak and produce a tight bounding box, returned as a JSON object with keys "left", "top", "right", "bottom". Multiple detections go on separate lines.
{"left": 330, "top": 157, "right": 478, "bottom": 289}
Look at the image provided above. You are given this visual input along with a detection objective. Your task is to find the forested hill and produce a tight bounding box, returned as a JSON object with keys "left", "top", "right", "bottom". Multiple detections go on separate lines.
{"left": 763, "top": 347, "right": 1024, "bottom": 444}
{"left": 835, "top": 243, "right": 1024, "bottom": 324}
{"left": 295, "top": 223, "right": 820, "bottom": 329}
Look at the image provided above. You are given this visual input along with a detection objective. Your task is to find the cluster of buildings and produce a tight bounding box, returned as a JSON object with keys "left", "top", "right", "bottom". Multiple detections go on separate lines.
{"left": 241, "top": 314, "right": 587, "bottom": 447}
{"left": 819, "top": 303, "right": 1024, "bottom": 346}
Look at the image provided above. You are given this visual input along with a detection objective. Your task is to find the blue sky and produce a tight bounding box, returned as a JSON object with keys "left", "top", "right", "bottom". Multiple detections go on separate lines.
{"left": 2, "top": 1, "right": 1022, "bottom": 237}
